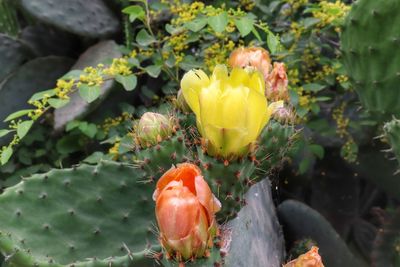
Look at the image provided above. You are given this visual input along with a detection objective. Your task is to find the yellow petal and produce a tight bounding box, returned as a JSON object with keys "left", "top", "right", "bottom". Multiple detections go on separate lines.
{"left": 248, "top": 71, "right": 265, "bottom": 95}
{"left": 229, "top": 68, "right": 250, "bottom": 88}
{"left": 219, "top": 86, "right": 248, "bottom": 129}
{"left": 181, "top": 69, "right": 210, "bottom": 115}
{"left": 211, "top": 64, "right": 228, "bottom": 82}
{"left": 243, "top": 89, "right": 268, "bottom": 145}
{"left": 198, "top": 83, "right": 222, "bottom": 127}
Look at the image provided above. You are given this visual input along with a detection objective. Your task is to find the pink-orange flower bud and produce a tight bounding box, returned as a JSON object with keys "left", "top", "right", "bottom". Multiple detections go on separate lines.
{"left": 228, "top": 47, "right": 272, "bottom": 81}
{"left": 153, "top": 163, "right": 221, "bottom": 261}
{"left": 266, "top": 62, "right": 289, "bottom": 102}
{"left": 284, "top": 246, "right": 325, "bottom": 267}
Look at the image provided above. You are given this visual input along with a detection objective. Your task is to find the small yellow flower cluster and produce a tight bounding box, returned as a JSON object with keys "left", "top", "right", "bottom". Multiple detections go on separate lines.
{"left": 239, "top": 0, "right": 256, "bottom": 11}
{"left": 139, "top": 48, "right": 155, "bottom": 57}
{"left": 103, "top": 58, "right": 132, "bottom": 76}
{"left": 55, "top": 79, "right": 75, "bottom": 100}
{"left": 290, "top": 22, "right": 305, "bottom": 42}
{"left": 332, "top": 102, "right": 349, "bottom": 139}
{"left": 284, "top": 0, "right": 309, "bottom": 14}
{"left": 341, "top": 139, "right": 357, "bottom": 163}
{"left": 312, "top": 1, "right": 350, "bottom": 29}
{"left": 167, "top": 32, "right": 189, "bottom": 64}
{"left": 204, "top": 40, "right": 236, "bottom": 71}
{"left": 169, "top": 1, "right": 205, "bottom": 26}
{"left": 108, "top": 140, "right": 120, "bottom": 160}
{"left": 288, "top": 69, "right": 300, "bottom": 86}
{"left": 336, "top": 74, "right": 348, "bottom": 84}
{"left": 79, "top": 66, "right": 104, "bottom": 87}
{"left": 101, "top": 112, "right": 132, "bottom": 135}
{"left": 313, "top": 65, "right": 335, "bottom": 82}
{"left": 296, "top": 87, "right": 316, "bottom": 112}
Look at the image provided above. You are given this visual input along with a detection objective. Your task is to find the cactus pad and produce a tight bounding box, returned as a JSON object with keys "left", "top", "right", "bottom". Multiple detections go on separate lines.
{"left": 196, "top": 147, "right": 256, "bottom": 220}
{"left": 341, "top": 0, "right": 400, "bottom": 117}
{"left": 0, "top": 161, "right": 159, "bottom": 266}
{"left": 135, "top": 131, "right": 189, "bottom": 178}
{"left": 256, "top": 120, "right": 297, "bottom": 174}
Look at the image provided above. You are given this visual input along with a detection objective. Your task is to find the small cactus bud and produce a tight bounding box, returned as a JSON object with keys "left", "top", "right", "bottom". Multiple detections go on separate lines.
{"left": 135, "top": 112, "right": 174, "bottom": 148}
{"left": 272, "top": 106, "right": 296, "bottom": 124}
{"left": 284, "top": 246, "right": 325, "bottom": 267}
{"left": 266, "top": 62, "right": 289, "bottom": 102}
{"left": 153, "top": 163, "right": 221, "bottom": 262}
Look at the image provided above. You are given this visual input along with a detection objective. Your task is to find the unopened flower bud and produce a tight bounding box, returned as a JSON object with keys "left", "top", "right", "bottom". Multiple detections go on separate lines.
{"left": 153, "top": 163, "right": 221, "bottom": 261}
{"left": 272, "top": 106, "right": 296, "bottom": 124}
{"left": 228, "top": 47, "right": 272, "bottom": 81}
{"left": 266, "top": 62, "right": 289, "bottom": 102}
{"left": 135, "top": 112, "right": 173, "bottom": 147}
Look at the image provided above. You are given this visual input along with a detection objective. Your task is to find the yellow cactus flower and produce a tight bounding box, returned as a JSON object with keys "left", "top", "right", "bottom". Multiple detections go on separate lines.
{"left": 181, "top": 64, "right": 282, "bottom": 158}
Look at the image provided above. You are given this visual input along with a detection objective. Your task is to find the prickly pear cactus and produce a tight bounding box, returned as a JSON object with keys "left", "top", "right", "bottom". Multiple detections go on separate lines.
{"left": 384, "top": 118, "right": 400, "bottom": 167}
{"left": 196, "top": 147, "right": 256, "bottom": 220}
{"left": 256, "top": 120, "right": 297, "bottom": 174}
{"left": 0, "top": 161, "right": 159, "bottom": 267}
{"left": 341, "top": 0, "right": 400, "bottom": 117}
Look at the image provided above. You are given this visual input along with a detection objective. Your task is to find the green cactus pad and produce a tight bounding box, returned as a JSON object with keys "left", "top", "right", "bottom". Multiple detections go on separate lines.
{"left": 341, "top": 0, "right": 400, "bottom": 117}
{"left": 278, "top": 200, "right": 367, "bottom": 267}
{"left": 135, "top": 131, "right": 190, "bottom": 178}
{"left": 0, "top": 33, "right": 30, "bottom": 82}
{"left": 256, "top": 120, "right": 297, "bottom": 175}
{"left": 372, "top": 209, "right": 400, "bottom": 267}
{"left": 54, "top": 40, "right": 122, "bottom": 131}
{"left": 196, "top": 147, "right": 256, "bottom": 220}
{"left": 17, "top": 0, "right": 119, "bottom": 38}
{"left": 0, "top": 161, "right": 159, "bottom": 267}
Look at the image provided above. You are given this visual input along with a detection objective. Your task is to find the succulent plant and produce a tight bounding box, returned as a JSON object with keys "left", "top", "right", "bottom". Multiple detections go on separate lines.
{"left": 341, "top": 0, "right": 400, "bottom": 119}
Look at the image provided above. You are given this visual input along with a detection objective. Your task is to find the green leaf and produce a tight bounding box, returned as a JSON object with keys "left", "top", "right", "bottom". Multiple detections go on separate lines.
{"left": 267, "top": 33, "right": 279, "bottom": 54}
{"left": 4, "top": 109, "right": 34, "bottom": 122}
{"left": 299, "top": 158, "right": 310, "bottom": 174}
{"left": 185, "top": 18, "right": 208, "bottom": 32}
{"left": 252, "top": 27, "right": 262, "bottom": 41}
{"left": 122, "top": 5, "right": 145, "bottom": 22}
{"left": 207, "top": 12, "right": 228, "bottom": 33}
{"left": 17, "top": 120, "right": 34, "bottom": 139}
{"left": 136, "top": 29, "right": 156, "bottom": 46}
{"left": 78, "top": 84, "right": 101, "bottom": 103}
{"left": 61, "top": 70, "right": 83, "bottom": 80}
{"left": 66, "top": 120, "right": 80, "bottom": 131}
{"left": 115, "top": 74, "right": 137, "bottom": 91}
{"left": 79, "top": 122, "right": 97, "bottom": 138}
{"left": 303, "top": 83, "right": 326, "bottom": 92}
{"left": 29, "top": 89, "right": 57, "bottom": 102}
{"left": 0, "top": 129, "right": 12, "bottom": 138}
{"left": 145, "top": 65, "right": 162, "bottom": 78}
{"left": 48, "top": 98, "right": 70, "bottom": 109}
{"left": 309, "top": 144, "right": 324, "bottom": 159}
{"left": 303, "top": 17, "right": 320, "bottom": 29}
{"left": 234, "top": 17, "right": 254, "bottom": 37}
{"left": 1, "top": 146, "right": 13, "bottom": 165}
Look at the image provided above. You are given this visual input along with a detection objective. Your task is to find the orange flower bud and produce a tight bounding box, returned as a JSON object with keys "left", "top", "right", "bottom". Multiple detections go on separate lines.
{"left": 284, "top": 246, "right": 325, "bottom": 267}
{"left": 228, "top": 47, "right": 272, "bottom": 81}
{"left": 153, "top": 163, "right": 221, "bottom": 261}
{"left": 266, "top": 62, "right": 289, "bottom": 102}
